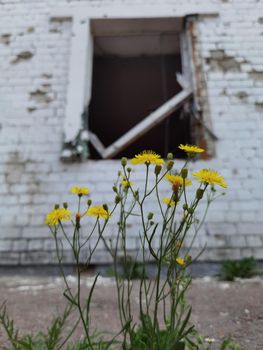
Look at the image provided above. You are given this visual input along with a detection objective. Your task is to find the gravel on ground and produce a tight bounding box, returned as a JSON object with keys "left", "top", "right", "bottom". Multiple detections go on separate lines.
{"left": 0, "top": 275, "right": 262, "bottom": 349}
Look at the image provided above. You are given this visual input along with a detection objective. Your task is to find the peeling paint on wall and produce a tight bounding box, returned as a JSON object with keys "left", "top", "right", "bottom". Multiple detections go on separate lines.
{"left": 255, "top": 103, "right": 263, "bottom": 112}
{"left": 236, "top": 91, "right": 248, "bottom": 101}
{"left": 249, "top": 70, "right": 263, "bottom": 81}
{"left": 11, "top": 51, "right": 34, "bottom": 64}
{"left": 30, "top": 89, "right": 53, "bottom": 104}
{"left": 206, "top": 50, "right": 242, "bottom": 72}
{"left": 49, "top": 17, "right": 72, "bottom": 34}
{"left": 27, "top": 27, "right": 35, "bottom": 33}
{"left": 0, "top": 33, "right": 11, "bottom": 45}
{"left": 27, "top": 107, "right": 37, "bottom": 113}
{"left": 42, "top": 73, "right": 53, "bottom": 79}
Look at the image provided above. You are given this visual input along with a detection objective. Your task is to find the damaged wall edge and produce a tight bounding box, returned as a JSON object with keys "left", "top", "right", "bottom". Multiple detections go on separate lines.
{"left": 185, "top": 15, "right": 217, "bottom": 157}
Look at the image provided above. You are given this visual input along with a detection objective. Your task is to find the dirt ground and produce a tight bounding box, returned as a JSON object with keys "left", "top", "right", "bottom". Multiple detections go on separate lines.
{"left": 0, "top": 275, "right": 262, "bottom": 350}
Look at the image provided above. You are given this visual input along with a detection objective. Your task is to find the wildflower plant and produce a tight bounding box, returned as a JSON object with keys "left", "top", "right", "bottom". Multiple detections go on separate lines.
{"left": 0, "top": 145, "right": 230, "bottom": 350}
{"left": 43, "top": 146, "right": 227, "bottom": 349}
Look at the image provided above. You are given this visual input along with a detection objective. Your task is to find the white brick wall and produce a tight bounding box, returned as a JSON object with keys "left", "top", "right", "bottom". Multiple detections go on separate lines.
{"left": 0, "top": 0, "right": 263, "bottom": 264}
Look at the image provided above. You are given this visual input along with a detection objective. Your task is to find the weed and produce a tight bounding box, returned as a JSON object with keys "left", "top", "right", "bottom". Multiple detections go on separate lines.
{"left": 220, "top": 257, "right": 258, "bottom": 281}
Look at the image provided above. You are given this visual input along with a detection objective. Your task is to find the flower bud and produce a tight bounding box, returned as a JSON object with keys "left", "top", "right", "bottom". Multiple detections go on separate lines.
{"left": 121, "top": 157, "right": 127, "bottom": 167}
{"left": 87, "top": 199, "right": 92, "bottom": 206}
{"left": 63, "top": 202, "right": 68, "bottom": 209}
{"left": 54, "top": 204, "right": 59, "bottom": 209}
{"left": 112, "top": 185, "right": 118, "bottom": 193}
{"left": 183, "top": 203, "right": 188, "bottom": 211}
{"left": 196, "top": 188, "right": 204, "bottom": 200}
{"left": 150, "top": 221, "right": 155, "bottom": 226}
{"left": 127, "top": 167, "right": 132, "bottom": 173}
{"left": 147, "top": 212, "right": 154, "bottom": 220}
{"left": 166, "top": 160, "right": 174, "bottom": 171}
{"left": 181, "top": 168, "right": 188, "bottom": 179}
{"left": 118, "top": 171, "right": 121, "bottom": 177}
{"left": 154, "top": 165, "right": 162, "bottom": 176}
{"left": 167, "top": 152, "right": 173, "bottom": 160}
{"left": 134, "top": 191, "right": 139, "bottom": 200}
{"left": 188, "top": 207, "right": 194, "bottom": 214}
{"left": 115, "top": 195, "right": 121, "bottom": 204}
{"left": 186, "top": 255, "right": 192, "bottom": 263}
{"left": 103, "top": 204, "right": 108, "bottom": 211}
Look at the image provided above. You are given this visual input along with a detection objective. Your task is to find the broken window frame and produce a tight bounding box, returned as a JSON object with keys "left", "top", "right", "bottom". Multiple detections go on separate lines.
{"left": 52, "top": 9, "right": 219, "bottom": 161}
{"left": 88, "top": 19, "right": 194, "bottom": 159}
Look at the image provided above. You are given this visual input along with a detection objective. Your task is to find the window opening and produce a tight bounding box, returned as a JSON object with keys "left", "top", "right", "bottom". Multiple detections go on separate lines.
{"left": 88, "top": 18, "right": 194, "bottom": 159}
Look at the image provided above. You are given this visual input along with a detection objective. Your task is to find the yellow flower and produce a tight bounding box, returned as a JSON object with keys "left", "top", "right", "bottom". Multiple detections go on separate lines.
{"left": 70, "top": 186, "right": 90, "bottom": 196}
{"left": 176, "top": 257, "right": 185, "bottom": 266}
{"left": 130, "top": 150, "right": 164, "bottom": 166}
{"left": 86, "top": 206, "right": 111, "bottom": 219}
{"left": 121, "top": 179, "right": 134, "bottom": 188}
{"left": 162, "top": 197, "right": 176, "bottom": 206}
{"left": 179, "top": 144, "right": 204, "bottom": 154}
{"left": 45, "top": 208, "right": 71, "bottom": 226}
{"left": 165, "top": 174, "right": 192, "bottom": 188}
{"left": 193, "top": 169, "right": 227, "bottom": 188}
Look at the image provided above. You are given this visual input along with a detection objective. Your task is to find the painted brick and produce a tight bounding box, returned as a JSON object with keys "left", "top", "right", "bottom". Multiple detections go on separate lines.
{"left": 0, "top": 240, "right": 13, "bottom": 251}
{"left": 0, "top": 0, "right": 263, "bottom": 264}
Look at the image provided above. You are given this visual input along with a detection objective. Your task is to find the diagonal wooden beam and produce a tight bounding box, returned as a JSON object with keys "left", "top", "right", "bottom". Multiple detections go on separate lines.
{"left": 100, "top": 89, "right": 193, "bottom": 159}
{"left": 88, "top": 131, "right": 106, "bottom": 156}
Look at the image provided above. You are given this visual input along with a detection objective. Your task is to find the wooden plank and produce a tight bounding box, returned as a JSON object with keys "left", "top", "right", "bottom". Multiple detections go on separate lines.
{"left": 88, "top": 131, "right": 106, "bottom": 156}
{"left": 102, "top": 89, "right": 192, "bottom": 159}
{"left": 180, "top": 30, "right": 192, "bottom": 87}
{"left": 176, "top": 73, "right": 190, "bottom": 90}
{"left": 63, "top": 18, "right": 92, "bottom": 143}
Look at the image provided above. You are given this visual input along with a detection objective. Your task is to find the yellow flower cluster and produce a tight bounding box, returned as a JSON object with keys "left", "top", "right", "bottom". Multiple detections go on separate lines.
{"left": 129, "top": 148, "right": 227, "bottom": 190}
{"left": 45, "top": 208, "right": 71, "bottom": 226}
